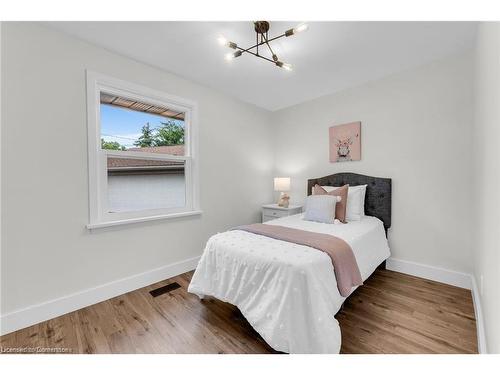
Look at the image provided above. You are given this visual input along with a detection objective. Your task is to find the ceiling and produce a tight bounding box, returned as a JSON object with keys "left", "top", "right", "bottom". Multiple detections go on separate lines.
{"left": 45, "top": 22, "right": 477, "bottom": 111}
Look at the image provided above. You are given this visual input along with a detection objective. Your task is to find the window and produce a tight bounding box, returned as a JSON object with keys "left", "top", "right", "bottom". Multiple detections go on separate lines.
{"left": 86, "top": 72, "right": 200, "bottom": 228}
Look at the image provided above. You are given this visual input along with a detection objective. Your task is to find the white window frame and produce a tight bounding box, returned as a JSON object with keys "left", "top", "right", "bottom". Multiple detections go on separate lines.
{"left": 86, "top": 71, "right": 200, "bottom": 229}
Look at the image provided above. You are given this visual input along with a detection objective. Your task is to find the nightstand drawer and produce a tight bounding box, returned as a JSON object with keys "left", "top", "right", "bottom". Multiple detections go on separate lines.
{"left": 262, "top": 215, "right": 277, "bottom": 223}
{"left": 262, "top": 208, "right": 289, "bottom": 218}
{"left": 261, "top": 204, "right": 302, "bottom": 223}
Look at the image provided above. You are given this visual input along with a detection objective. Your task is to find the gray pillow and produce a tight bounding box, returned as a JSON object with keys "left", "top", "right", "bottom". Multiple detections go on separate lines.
{"left": 303, "top": 195, "right": 337, "bottom": 224}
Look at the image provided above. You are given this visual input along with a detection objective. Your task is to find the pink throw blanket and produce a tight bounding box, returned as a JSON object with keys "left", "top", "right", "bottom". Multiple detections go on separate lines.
{"left": 235, "top": 224, "right": 363, "bottom": 297}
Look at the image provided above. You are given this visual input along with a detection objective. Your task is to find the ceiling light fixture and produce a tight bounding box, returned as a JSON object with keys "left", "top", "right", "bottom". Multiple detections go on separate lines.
{"left": 218, "top": 21, "right": 308, "bottom": 71}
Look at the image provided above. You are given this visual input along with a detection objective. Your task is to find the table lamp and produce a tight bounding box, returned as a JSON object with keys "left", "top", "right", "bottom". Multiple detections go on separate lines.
{"left": 274, "top": 177, "right": 291, "bottom": 208}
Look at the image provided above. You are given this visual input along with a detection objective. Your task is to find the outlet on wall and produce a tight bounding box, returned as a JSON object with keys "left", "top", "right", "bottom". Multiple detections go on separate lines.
{"left": 480, "top": 275, "right": 484, "bottom": 296}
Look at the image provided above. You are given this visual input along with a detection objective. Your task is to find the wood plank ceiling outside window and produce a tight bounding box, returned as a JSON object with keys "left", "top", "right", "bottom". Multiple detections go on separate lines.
{"left": 100, "top": 93, "right": 185, "bottom": 121}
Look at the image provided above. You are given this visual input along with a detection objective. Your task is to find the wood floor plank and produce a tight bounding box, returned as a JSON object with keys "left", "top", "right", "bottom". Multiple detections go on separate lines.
{"left": 0, "top": 269, "right": 477, "bottom": 354}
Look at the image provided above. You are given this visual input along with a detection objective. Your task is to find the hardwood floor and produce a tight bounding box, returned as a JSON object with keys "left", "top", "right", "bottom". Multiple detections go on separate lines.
{"left": 0, "top": 269, "right": 477, "bottom": 354}
{"left": 338, "top": 270, "right": 477, "bottom": 353}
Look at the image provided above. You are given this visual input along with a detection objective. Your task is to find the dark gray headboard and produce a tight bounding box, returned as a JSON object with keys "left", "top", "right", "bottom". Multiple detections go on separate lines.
{"left": 307, "top": 172, "right": 392, "bottom": 231}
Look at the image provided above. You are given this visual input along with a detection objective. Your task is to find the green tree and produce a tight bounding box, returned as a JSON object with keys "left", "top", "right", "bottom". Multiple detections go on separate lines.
{"left": 154, "top": 121, "right": 184, "bottom": 146}
{"left": 101, "top": 138, "right": 126, "bottom": 150}
{"left": 134, "top": 122, "right": 155, "bottom": 147}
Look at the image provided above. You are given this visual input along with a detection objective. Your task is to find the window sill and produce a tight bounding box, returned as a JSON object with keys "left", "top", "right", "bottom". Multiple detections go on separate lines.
{"left": 86, "top": 210, "right": 203, "bottom": 230}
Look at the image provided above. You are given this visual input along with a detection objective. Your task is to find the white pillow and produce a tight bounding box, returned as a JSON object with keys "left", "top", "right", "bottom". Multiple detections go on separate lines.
{"left": 317, "top": 184, "right": 367, "bottom": 221}
{"left": 344, "top": 185, "right": 367, "bottom": 221}
{"left": 303, "top": 195, "right": 337, "bottom": 224}
{"left": 358, "top": 185, "right": 368, "bottom": 216}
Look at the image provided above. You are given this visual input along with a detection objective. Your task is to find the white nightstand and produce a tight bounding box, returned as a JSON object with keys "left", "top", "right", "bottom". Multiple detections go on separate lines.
{"left": 262, "top": 204, "right": 303, "bottom": 223}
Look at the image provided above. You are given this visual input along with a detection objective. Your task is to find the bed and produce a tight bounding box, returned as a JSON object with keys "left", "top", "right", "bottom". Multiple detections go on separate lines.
{"left": 188, "top": 173, "right": 392, "bottom": 353}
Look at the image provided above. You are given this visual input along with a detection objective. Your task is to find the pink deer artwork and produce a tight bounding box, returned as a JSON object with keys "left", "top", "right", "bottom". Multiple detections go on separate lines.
{"left": 329, "top": 122, "right": 361, "bottom": 163}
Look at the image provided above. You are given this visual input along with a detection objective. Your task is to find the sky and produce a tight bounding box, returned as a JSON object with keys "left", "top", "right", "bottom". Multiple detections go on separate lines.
{"left": 100, "top": 104, "right": 184, "bottom": 148}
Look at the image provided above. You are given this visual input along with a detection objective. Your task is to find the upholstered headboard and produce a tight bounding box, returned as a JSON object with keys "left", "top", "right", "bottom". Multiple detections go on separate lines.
{"left": 307, "top": 172, "right": 392, "bottom": 231}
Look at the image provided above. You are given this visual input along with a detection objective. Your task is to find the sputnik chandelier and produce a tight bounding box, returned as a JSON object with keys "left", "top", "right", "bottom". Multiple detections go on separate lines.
{"left": 218, "top": 21, "right": 308, "bottom": 71}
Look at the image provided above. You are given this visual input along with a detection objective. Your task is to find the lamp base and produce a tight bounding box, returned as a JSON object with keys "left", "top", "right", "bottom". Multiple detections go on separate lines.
{"left": 277, "top": 192, "right": 290, "bottom": 208}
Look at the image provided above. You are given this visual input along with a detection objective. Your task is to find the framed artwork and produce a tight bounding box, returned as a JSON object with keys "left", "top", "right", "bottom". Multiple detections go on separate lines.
{"left": 329, "top": 121, "right": 361, "bottom": 162}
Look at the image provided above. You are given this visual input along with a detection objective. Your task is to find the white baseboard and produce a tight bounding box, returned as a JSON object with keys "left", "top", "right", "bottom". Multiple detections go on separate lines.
{"left": 471, "top": 276, "right": 488, "bottom": 354}
{"left": 386, "top": 257, "right": 472, "bottom": 290}
{"left": 0, "top": 256, "right": 200, "bottom": 336}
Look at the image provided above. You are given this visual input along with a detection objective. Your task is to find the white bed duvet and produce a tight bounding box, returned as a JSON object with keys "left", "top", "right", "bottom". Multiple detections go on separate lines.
{"left": 188, "top": 214, "right": 390, "bottom": 353}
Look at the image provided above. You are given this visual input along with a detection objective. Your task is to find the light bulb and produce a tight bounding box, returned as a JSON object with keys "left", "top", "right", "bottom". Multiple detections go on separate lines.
{"left": 275, "top": 61, "right": 292, "bottom": 71}
{"left": 294, "top": 23, "right": 308, "bottom": 33}
{"left": 218, "top": 36, "right": 228, "bottom": 46}
{"left": 285, "top": 23, "right": 308, "bottom": 37}
{"left": 225, "top": 52, "right": 234, "bottom": 61}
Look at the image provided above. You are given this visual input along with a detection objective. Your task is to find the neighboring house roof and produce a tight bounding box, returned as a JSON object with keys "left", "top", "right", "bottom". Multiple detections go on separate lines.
{"left": 126, "top": 145, "right": 184, "bottom": 155}
{"left": 107, "top": 145, "right": 185, "bottom": 170}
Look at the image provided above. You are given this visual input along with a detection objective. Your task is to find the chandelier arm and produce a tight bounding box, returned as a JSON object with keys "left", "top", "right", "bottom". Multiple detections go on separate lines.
{"left": 239, "top": 49, "right": 277, "bottom": 64}
{"left": 256, "top": 32, "right": 259, "bottom": 55}
{"left": 263, "top": 33, "right": 287, "bottom": 44}
{"left": 235, "top": 33, "right": 287, "bottom": 55}
{"left": 262, "top": 33, "right": 277, "bottom": 60}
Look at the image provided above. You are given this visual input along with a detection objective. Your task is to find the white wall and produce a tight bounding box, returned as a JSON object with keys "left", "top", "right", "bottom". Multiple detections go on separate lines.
{"left": 1, "top": 23, "right": 273, "bottom": 317}
{"left": 271, "top": 52, "right": 474, "bottom": 274}
{"left": 473, "top": 22, "right": 500, "bottom": 354}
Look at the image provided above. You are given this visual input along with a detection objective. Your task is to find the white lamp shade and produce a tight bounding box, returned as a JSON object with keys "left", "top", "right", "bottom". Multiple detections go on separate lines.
{"left": 274, "top": 177, "right": 291, "bottom": 192}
